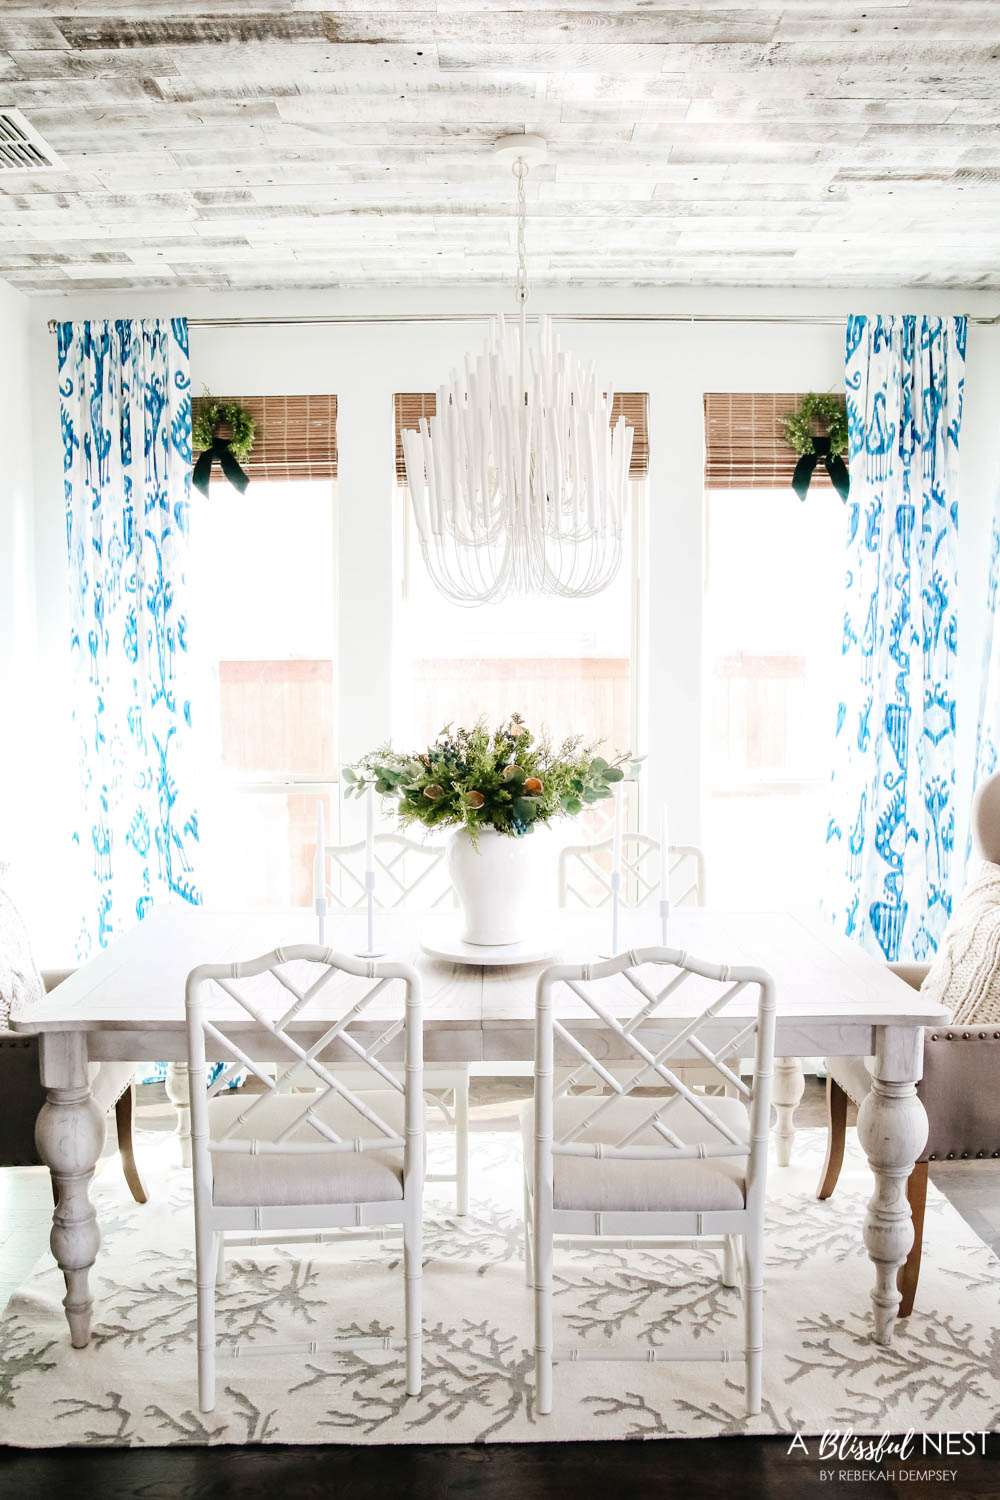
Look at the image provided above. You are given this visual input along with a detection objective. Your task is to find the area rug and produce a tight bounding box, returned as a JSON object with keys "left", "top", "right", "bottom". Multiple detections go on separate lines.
{"left": 1, "top": 1127, "right": 998, "bottom": 1446}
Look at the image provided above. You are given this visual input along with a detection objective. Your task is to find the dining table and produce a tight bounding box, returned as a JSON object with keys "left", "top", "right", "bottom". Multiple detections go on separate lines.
{"left": 13, "top": 901, "right": 947, "bottom": 1353}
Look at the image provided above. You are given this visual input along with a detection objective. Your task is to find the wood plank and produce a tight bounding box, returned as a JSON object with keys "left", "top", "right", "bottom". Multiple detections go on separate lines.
{"left": 0, "top": 0, "right": 995, "bottom": 290}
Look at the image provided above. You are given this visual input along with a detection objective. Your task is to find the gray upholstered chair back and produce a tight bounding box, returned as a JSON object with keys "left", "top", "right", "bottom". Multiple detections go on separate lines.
{"left": 971, "top": 771, "right": 1000, "bottom": 863}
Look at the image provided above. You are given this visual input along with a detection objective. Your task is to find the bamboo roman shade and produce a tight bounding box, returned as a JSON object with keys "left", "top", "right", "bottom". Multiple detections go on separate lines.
{"left": 191, "top": 394, "right": 338, "bottom": 482}
{"left": 703, "top": 392, "right": 833, "bottom": 491}
{"left": 394, "top": 391, "right": 649, "bottom": 481}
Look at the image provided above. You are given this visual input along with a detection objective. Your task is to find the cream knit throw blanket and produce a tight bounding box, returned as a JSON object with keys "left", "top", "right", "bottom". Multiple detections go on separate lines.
{"left": 920, "top": 859, "right": 1000, "bottom": 1025}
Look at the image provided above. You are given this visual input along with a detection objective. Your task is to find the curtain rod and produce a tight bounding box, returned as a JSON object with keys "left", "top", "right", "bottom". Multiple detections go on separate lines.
{"left": 46, "top": 311, "right": 1000, "bottom": 332}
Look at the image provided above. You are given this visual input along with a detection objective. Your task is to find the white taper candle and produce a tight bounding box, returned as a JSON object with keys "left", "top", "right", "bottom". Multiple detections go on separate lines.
{"left": 314, "top": 801, "right": 327, "bottom": 945}
{"left": 611, "top": 781, "right": 623, "bottom": 874}
{"left": 365, "top": 783, "right": 375, "bottom": 870}
{"left": 659, "top": 801, "right": 671, "bottom": 947}
{"left": 660, "top": 803, "right": 670, "bottom": 901}
{"left": 314, "top": 801, "right": 325, "bottom": 905}
{"left": 610, "top": 782, "right": 623, "bottom": 954}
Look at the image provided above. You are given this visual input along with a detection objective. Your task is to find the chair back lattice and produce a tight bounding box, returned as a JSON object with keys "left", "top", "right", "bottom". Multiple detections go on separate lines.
{"left": 186, "top": 946, "right": 423, "bottom": 1164}
{"left": 319, "top": 834, "right": 454, "bottom": 912}
{"left": 558, "top": 836, "right": 705, "bottom": 910}
{"left": 536, "top": 947, "right": 775, "bottom": 1197}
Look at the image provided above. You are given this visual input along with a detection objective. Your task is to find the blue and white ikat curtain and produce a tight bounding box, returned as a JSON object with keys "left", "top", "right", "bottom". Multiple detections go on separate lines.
{"left": 59, "top": 318, "right": 200, "bottom": 957}
{"left": 825, "top": 314, "right": 966, "bottom": 963}
{"left": 973, "top": 489, "right": 1000, "bottom": 796}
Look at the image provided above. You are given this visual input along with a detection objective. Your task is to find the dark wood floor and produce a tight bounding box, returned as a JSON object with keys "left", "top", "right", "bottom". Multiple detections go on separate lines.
{"left": 2, "top": 1077, "right": 998, "bottom": 1498}
{"left": 1, "top": 1435, "right": 998, "bottom": 1500}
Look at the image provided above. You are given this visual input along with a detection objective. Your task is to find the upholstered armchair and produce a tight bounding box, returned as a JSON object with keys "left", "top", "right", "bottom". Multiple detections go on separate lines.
{"left": 1, "top": 969, "right": 147, "bottom": 1203}
{"left": 818, "top": 773, "right": 1000, "bottom": 1317}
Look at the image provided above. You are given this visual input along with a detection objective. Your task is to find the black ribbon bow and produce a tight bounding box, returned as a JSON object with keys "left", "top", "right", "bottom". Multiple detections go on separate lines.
{"left": 791, "top": 435, "right": 850, "bottom": 502}
{"left": 192, "top": 437, "right": 250, "bottom": 497}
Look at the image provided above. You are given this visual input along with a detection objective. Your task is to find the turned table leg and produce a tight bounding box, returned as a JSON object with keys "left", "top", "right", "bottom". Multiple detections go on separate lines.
{"left": 857, "top": 1025, "right": 928, "bottom": 1345}
{"left": 34, "top": 1032, "right": 105, "bottom": 1348}
{"left": 773, "top": 1056, "right": 805, "bottom": 1167}
{"left": 165, "top": 1060, "right": 192, "bottom": 1168}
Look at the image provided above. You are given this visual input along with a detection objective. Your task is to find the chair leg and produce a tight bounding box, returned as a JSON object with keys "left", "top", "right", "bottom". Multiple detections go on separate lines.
{"left": 897, "top": 1162, "right": 928, "bottom": 1319}
{"left": 196, "top": 1225, "right": 217, "bottom": 1413}
{"left": 743, "top": 1232, "right": 763, "bottom": 1417}
{"left": 534, "top": 1182, "right": 553, "bottom": 1416}
{"left": 115, "top": 1084, "right": 149, "bottom": 1205}
{"left": 216, "top": 1232, "right": 227, "bottom": 1286}
{"left": 455, "top": 1068, "right": 470, "bottom": 1217}
{"left": 403, "top": 1200, "right": 422, "bottom": 1396}
{"left": 816, "top": 1074, "right": 849, "bottom": 1201}
{"left": 722, "top": 1234, "right": 740, "bottom": 1288}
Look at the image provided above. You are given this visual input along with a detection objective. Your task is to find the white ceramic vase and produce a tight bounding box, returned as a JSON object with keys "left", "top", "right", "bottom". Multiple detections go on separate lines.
{"left": 447, "top": 826, "right": 545, "bottom": 946}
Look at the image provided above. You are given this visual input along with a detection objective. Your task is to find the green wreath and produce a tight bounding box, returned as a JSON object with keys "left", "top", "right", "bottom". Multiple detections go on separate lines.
{"left": 782, "top": 392, "right": 850, "bottom": 501}
{"left": 193, "top": 396, "right": 255, "bottom": 461}
{"left": 782, "top": 392, "right": 848, "bottom": 460}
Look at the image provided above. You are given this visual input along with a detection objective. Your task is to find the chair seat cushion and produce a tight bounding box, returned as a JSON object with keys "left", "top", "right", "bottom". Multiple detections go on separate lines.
{"left": 209, "top": 1090, "right": 409, "bottom": 1207}
{"left": 826, "top": 1055, "right": 875, "bottom": 1107}
{"left": 520, "top": 1094, "right": 750, "bottom": 1213}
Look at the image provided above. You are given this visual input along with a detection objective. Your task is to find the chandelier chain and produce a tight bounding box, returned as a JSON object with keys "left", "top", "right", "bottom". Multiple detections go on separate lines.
{"left": 514, "top": 158, "right": 528, "bottom": 307}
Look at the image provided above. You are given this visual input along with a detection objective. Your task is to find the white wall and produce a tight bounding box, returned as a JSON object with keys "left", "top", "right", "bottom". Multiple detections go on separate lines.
{"left": 16, "top": 283, "right": 1000, "bottom": 940}
{"left": 0, "top": 280, "right": 36, "bottom": 900}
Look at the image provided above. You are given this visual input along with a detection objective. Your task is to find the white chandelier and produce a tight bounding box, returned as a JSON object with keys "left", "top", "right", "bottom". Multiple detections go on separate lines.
{"left": 401, "top": 135, "right": 634, "bottom": 605}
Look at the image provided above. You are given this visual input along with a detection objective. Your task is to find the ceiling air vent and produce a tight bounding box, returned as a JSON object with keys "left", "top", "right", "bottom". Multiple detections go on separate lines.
{"left": 0, "top": 108, "right": 61, "bottom": 171}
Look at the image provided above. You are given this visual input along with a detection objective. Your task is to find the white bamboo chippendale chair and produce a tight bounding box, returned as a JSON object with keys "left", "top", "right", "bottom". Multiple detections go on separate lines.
{"left": 524, "top": 947, "right": 776, "bottom": 1417}
{"left": 185, "top": 946, "right": 424, "bottom": 1413}
{"left": 559, "top": 835, "right": 726, "bottom": 1096}
{"left": 318, "top": 832, "right": 455, "bottom": 915}
{"left": 316, "top": 829, "right": 469, "bottom": 1216}
{"left": 559, "top": 834, "right": 706, "bottom": 911}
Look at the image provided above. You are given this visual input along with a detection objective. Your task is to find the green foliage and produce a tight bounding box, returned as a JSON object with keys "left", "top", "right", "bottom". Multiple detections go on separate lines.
{"left": 343, "top": 715, "right": 639, "bottom": 840}
{"left": 781, "top": 392, "right": 849, "bottom": 458}
{"left": 192, "top": 395, "right": 256, "bottom": 462}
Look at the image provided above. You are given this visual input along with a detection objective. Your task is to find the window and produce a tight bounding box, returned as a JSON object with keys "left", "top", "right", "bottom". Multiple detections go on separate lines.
{"left": 393, "top": 393, "right": 648, "bottom": 844}
{"left": 702, "top": 393, "right": 843, "bottom": 906}
{"left": 191, "top": 396, "right": 338, "bottom": 908}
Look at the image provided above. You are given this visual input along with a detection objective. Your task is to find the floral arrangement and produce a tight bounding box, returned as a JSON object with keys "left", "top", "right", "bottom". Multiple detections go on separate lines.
{"left": 781, "top": 392, "right": 848, "bottom": 459}
{"left": 343, "top": 716, "right": 635, "bottom": 839}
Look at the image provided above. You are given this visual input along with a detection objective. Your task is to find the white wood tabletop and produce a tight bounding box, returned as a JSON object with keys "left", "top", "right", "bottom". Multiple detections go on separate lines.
{"left": 13, "top": 904, "right": 948, "bottom": 1062}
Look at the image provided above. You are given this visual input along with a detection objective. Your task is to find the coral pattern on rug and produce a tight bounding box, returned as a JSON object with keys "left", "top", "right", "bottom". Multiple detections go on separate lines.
{"left": 1, "top": 1129, "right": 998, "bottom": 1447}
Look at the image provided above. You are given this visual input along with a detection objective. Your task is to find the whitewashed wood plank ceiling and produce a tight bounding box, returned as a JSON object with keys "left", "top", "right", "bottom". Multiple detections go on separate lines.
{"left": 0, "top": 2, "right": 997, "bottom": 292}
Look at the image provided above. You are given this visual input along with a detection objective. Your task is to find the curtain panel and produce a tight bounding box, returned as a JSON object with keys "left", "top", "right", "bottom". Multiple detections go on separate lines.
{"left": 973, "top": 491, "right": 1000, "bottom": 795}
{"left": 825, "top": 314, "right": 966, "bottom": 962}
{"left": 59, "top": 317, "right": 200, "bottom": 955}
